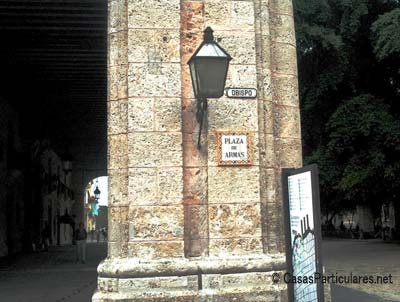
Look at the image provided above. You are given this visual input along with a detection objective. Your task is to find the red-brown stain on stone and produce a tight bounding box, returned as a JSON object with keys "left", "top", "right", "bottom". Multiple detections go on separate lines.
{"left": 180, "top": 1, "right": 209, "bottom": 257}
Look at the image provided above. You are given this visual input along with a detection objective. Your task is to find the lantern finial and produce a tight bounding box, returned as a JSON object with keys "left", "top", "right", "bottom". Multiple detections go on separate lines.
{"left": 204, "top": 27, "right": 214, "bottom": 42}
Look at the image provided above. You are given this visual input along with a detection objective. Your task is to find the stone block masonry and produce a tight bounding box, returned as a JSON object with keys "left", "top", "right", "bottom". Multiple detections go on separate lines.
{"left": 93, "top": 0, "right": 302, "bottom": 301}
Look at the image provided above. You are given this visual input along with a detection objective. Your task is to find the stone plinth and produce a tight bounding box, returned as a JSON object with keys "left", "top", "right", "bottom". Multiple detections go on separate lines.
{"left": 93, "top": 0, "right": 302, "bottom": 301}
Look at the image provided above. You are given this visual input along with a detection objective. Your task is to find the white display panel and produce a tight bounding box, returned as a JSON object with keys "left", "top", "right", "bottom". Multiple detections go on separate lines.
{"left": 284, "top": 166, "right": 323, "bottom": 302}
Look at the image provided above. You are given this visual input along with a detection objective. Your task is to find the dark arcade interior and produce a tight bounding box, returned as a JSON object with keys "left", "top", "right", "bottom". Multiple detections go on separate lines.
{"left": 0, "top": 0, "right": 108, "bottom": 257}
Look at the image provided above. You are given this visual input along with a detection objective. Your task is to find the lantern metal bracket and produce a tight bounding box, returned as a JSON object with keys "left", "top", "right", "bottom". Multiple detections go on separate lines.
{"left": 196, "top": 97, "right": 207, "bottom": 149}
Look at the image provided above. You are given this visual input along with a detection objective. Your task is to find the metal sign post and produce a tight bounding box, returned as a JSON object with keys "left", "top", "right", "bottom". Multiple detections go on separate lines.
{"left": 282, "top": 164, "right": 324, "bottom": 302}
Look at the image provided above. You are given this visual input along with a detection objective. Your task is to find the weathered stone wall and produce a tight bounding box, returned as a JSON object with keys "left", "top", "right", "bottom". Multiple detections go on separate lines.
{"left": 94, "top": 0, "right": 302, "bottom": 301}
{"left": 257, "top": 0, "right": 302, "bottom": 254}
{"left": 107, "top": 0, "right": 184, "bottom": 260}
{"left": 204, "top": 0, "right": 263, "bottom": 258}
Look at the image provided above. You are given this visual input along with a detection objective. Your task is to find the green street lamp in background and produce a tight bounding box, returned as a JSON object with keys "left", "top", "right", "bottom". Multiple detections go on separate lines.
{"left": 188, "top": 27, "right": 232, "bottom": 149}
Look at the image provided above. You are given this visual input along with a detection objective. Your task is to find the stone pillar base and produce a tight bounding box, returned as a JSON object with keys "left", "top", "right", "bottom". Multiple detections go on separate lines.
{"left": 93, "top": 255, "right": 287, "bottom": 302}
{"left": 93, "top": 288, "right": 286, "bottom": 302}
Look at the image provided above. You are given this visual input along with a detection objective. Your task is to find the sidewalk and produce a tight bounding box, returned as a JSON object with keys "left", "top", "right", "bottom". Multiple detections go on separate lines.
{"left": 323, "top": 239, "right": 400, "bottom": 301}
{"left": 0, "top": 242, "right": 106, "bottom": 302}
{"left": 332, "top": 284, "right": 400, "bottom": 302}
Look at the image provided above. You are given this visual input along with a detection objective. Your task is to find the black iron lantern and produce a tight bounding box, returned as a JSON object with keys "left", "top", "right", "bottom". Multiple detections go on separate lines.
{"left": 94, "top": 186, "right": 101, "bottom": 201}
{"left": 188, "top": 27, "right": 232, "bottom": 99}
{"left": 188, "top": 27, "right": 232, "bottom": 149}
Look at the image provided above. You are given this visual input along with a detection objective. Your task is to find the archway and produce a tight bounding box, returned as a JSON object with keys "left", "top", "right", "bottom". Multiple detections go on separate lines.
{"left": 0, "top": 1, "right": 109, "bottom": 300}
{"left": 84, "top": 176, "right": 108, "bottom": 243}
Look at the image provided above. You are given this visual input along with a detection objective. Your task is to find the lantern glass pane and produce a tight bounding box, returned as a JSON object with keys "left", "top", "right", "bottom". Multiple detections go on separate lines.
{"left": 196, "top": 58, "right": 229, "bottom": 98}
{"left": 189, "top": 61, "right": 199, "bottom": 98}
{"left": 196, "top": 43, "right": 227, "bottom": 57}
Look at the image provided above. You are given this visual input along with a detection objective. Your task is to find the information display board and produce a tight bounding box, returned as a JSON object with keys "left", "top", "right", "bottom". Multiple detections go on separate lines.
{"left": 282, "top": 164, "right": 324, "bottom": 302}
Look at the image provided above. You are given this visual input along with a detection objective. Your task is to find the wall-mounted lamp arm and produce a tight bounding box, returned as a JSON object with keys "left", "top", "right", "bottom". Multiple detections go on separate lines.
{"left": 196, "top": 98, "right": 207, "bottom": 149}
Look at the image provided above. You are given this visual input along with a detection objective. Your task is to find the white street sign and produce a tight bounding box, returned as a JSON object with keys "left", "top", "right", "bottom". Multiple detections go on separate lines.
{"left": 226, "top": 88, "right": 257, "bottom": 99}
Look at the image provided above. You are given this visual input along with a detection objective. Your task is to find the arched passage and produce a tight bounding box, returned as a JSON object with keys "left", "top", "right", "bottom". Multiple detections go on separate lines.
{"left": 0, "top": 0, "right": 108, "bottom": 255}
{"left": 84, "top": 176, "right": 108, "bottom": 242}
{"left": 0, "top": 1, "right": 109, "bottom": 300}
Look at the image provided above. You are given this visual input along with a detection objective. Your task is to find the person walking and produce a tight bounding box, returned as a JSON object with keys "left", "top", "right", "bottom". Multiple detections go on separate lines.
{"left": 75, "top": 222, "right": 87, "bottom": 263}
{"left": 42, "top": 221, "right": 51, "bottom": 251}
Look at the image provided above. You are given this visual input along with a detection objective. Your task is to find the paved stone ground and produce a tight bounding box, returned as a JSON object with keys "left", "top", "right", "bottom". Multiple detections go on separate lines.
{"left": 323, "top": 239, "right": 400, "bottom": 302}
{"left": 331, "top": 284, "right": 399, "bottom": 302}
{"left": 0, "top": 242, "right": 106, "bottom": 302}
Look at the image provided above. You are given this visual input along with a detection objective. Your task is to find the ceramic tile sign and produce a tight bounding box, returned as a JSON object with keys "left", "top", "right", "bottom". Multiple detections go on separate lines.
{"left": 216, "top": 131, "right": 253, "bottom": 166}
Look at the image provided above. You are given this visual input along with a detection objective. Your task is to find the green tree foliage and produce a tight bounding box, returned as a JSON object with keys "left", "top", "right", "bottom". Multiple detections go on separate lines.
{"left": 372, "top": 8, "right": 400, "bottom": 61}
{"left": 294, "top": 0, "right": 400, "bottom": 217}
